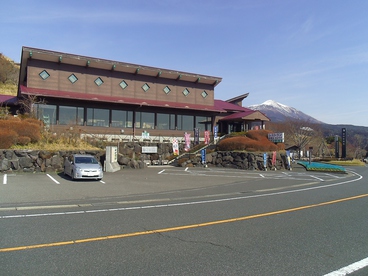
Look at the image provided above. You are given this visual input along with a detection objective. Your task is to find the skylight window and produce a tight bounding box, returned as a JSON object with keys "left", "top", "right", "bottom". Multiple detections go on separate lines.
{"left": 68, "top": 74, "right": 78, "bottom": 84}
{"left": 142, "top": 83, "right": 150, "bottom": 92}
{"left": 163, "top": 86, "right": 171, "bottom": 94}
{"left": 182, "top": 88, "right": 190, "bottom": 96}
{"left": 94, "top": 77, "right": 104, "bottom": 86}
{"left": 39, "top": 70, "right": 50, "bottom": 80}
{"left": 119, "top": 80, "right": 128, "bottom": 90}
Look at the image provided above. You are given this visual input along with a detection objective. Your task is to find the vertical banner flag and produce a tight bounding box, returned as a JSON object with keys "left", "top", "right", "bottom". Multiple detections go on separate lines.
{"left": 272, "top": 151, "right": 277, "bottom": 168}
{"left": 204, "top": 130, "right": 210, "bottom": 145}
{"left": 194, "top": 128, "right": 199, "bottom": 145}
{"left": 172, "top": 138, "right": 179, "bottom": 156}
{"left": 201, "top": 149, "right": 206, "bottom": 165}
{"left": 286, "top": 150, "right": 291, "bottom": 170}
{"left": 184, "top": 132, "right": 191, "bottom": 152}
{"left": 263, "top": 153, "right": 267, "bottom": 170}
{"left": 214, "top": 125, "right": 218, "bottom": 139}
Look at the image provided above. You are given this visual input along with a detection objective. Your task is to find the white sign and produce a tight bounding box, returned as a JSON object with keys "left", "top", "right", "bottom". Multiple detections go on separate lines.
{"left": 142, "top": 146, "right": 157, "bottom": 153}
{"left": 268, "top": 132, "right": 284, "bottom": 143}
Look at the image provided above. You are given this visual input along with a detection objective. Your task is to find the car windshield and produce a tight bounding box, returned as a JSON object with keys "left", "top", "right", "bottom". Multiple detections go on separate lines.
{"left": 75, "top": 157, "right": 98, "bottom": 164}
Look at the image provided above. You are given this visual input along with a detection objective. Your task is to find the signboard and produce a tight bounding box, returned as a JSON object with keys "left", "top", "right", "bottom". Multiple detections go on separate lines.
{"left": 335, "top": 135, "right": 339, "bottom": 158}
{"left": 268, "top": 133, "right": 284, "bottom": 143}
{"left": 105, "top": 146, "right": 120, "bottom": 172}
{"left": 142, "top": 146, "right": 157, "bottom": 153}
{"left": 341, "top": 128, "right": 346, "bottom": 158}
{"left": 263, "top": 153, "right": 267, "bottom": 170}
{"left": 142, "top": 131, "right": 150, "bottom": 139}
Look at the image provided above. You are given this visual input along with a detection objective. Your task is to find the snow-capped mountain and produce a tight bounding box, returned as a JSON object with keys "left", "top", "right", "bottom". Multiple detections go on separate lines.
{"left": 248, "top": 100, "right": 322, "bottom": 123}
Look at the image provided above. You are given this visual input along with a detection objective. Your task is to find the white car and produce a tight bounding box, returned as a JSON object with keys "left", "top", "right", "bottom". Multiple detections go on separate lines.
{"left": 64, "top": 154, "right": 103, "bottom": 180}
{"left": 364, "top": 157, "right": 368, "bottom": 163}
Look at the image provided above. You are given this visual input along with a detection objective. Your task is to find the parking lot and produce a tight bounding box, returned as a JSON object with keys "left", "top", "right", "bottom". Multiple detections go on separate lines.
{"left": 0, "top": 166, "right": 353, "bottom": 209}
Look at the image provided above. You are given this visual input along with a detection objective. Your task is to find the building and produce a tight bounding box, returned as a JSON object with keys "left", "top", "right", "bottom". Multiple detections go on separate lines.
{"left": 14, "top": 46, "right": 269, "bottom": 142}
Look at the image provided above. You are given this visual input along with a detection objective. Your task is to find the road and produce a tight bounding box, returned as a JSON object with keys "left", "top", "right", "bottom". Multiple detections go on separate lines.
{"left": 1, "top": 165, "right": 367, "bottom": 275}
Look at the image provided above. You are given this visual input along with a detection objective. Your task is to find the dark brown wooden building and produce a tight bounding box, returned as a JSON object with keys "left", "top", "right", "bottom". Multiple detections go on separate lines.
{"left": 16, "top": 46, "right": 269, "bottom": 142}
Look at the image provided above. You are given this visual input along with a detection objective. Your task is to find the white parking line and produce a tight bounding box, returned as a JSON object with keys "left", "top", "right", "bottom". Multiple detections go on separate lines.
{"left": 3, "top": 174, "right": 7, "bottom": 185}
{"left": 310, "top": 175, "right": 324, "bottom": 182}
{"left": 46, "top": 174, "right": 60, "bottom": 184}
{"left": 323, "top": 256, "right": 368, "bottom": 275}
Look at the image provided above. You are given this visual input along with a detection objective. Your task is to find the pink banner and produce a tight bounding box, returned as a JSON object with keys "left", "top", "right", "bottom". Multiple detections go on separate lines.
{"left": 272, "top": 151, "right": 277, "bottom": 166}
{"left": 204, "top": 130, "right": 210, "bottom": 145}
{"left": 184, "top": 132, "right": 191, "bottom": 151}
{"left": 172, "top": 138, "right": 179, "bottom": 156}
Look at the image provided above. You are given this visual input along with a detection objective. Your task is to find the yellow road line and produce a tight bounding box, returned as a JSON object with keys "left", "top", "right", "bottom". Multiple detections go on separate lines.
{"left": 1, "top": 193, "right": 368, "bottom": 253}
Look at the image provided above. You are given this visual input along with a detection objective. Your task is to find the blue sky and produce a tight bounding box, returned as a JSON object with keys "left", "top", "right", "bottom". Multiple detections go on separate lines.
{"left": 2, "top": 0, "right": 367, "bottom": 126}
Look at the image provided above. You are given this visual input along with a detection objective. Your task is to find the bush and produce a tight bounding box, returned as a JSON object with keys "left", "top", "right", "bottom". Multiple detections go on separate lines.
{"left": 17, "top": 136, "right": 31, "bottom": 145}
{"left": 217, "top": 130, "right": 284, "bottom": 152}
{"left": 0, "top": 117, "right": 41, "bottom": 143}
{"left": 0, "top": 128, "right": 18, "bottom": 149}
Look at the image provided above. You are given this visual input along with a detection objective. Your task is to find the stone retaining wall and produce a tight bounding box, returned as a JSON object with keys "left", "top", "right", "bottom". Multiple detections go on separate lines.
{"left": 0, "top": 145, "right": 290, "bottom": 173}
{"left": 178, "top": 151, "right": 289, "bottom": 170}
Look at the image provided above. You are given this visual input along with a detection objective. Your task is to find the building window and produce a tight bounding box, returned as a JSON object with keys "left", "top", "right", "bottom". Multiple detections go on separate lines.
{"left": 195, "top": 116, "right": 211, "bottom": 131}
{"left": 157, "top": 113, "right": 169, "bottom": 130}
{"left": 68, "top": 74, "right": 78, "bottom": 84}
{"left": 111, "top": 110, "right": 133, "bottom": 128}
{"left": 163, "top": 86, "right": 171, "bottom": 94}
{"left": 170, "top": 114, "right": 175, "bottom": 130}
{"left": 201, "top": 91, "right": 208, "bottom": 98}
{"left": 142, "top": 83, "right": 150, "bottom": 92}
{"left": 135, "top": 111, "right": 154, "bottom": 129}
{"left": 119, "top": 80, "right": 128, "bottom": 90}
{"left": 87, "top": 108, "right": 109, "bottom": 127}
{"left": 59, "top": 106, "right": 84, "bottom": 125}
{"left": 94, "top": 77, "right": 104, "bottom": 86}
{"left": 182, "top": 88, "right": 190, "bottom": 96}
{"left": 34, "top": 104, "right": 56, "bottom": 127}
{"left": 177, "top": 114, "right": 194, "bottom": 131}
{"left": 39, "top": 70, "right": 50, "bottom": 80}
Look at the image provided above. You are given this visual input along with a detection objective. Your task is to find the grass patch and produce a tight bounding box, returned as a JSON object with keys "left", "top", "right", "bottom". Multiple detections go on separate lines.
{"left": 322, "top": 159, "right": 365, "bottom": 166}
{"left": 0, "top": 83, "right": 17, "bottom": 95}
{"left": 11, "top": 141, "right": 101, "bottom": 151}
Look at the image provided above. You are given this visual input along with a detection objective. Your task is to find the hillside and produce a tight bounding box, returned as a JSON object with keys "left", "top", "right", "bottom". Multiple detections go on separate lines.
{"left": 0, "top": 53, "right": 19, "bottom": 96}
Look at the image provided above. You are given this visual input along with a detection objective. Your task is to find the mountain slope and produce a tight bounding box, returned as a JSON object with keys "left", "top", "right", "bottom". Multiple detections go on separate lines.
{"left": 248, "top": 100, "right": 322, "bottom": 123}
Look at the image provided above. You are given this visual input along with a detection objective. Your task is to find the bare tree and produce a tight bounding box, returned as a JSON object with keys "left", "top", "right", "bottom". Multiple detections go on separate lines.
{"left": 270, "top": 119, "right": 323, "bottom": 157}
{"left": 18, "top": 95, "right": 46, "bottom": 118}
{"left": 351, "top": 134, "right": 367, "bottom": 159}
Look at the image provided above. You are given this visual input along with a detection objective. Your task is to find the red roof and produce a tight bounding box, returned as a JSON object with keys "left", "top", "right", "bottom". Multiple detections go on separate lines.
{"left": 0, "top": 95, "right": 18, "bottom": 105}
{"left": 219, "top": 109, "right": 257, "bottom": 121}
{"left": 214, "top": 100, "right": 249, "bottom": 112}
{"left": 20, "top": 85, "right": 224, "bottom": 112}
